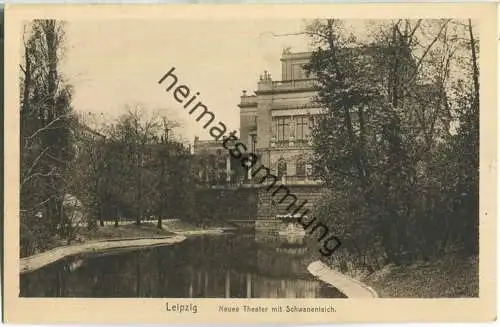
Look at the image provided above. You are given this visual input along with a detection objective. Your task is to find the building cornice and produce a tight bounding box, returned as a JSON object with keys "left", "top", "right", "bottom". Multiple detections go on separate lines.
{"left": 238, "top": 102, "right": 258, "bottom": 108}
{"left": 255, "top": 87, "right": 315, "bottom": 96}
{"left": 280, "top": 51, "right": 312, "bottom": 61}
{"left": 255, "top": 79, "right": 316, "bottom": 95}
{"left": 257, "top": 144, "right": 314, "bottom": 152}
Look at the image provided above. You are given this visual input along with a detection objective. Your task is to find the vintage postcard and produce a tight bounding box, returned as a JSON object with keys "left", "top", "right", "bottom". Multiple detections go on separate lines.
{"left": 4, "top": 3, "right": 497, "bottom": 324}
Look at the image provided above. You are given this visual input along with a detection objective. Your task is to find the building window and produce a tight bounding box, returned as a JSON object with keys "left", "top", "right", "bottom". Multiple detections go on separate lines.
{"left": 277, "top": 158, "right": 287, "bottom": 178}
{"left": 306, "top": 163, "right": 313, "bottom": 177}
{"left": 275, "top": 117, "right": 290, "bottom": 142}
{"left": 296, "top": 157, "right": 306, "bottom": 176}
{"left": 309, "top": 115, "right": 316, "bottom": 129}
{"left": 296, "top": 116, "right": 309, "bottom": 141}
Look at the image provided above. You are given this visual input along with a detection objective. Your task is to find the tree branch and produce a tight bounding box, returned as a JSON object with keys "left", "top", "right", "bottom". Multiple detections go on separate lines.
{"left": 22, "top": 146, "right": 50, "bottom": 188}
{"left": 27, "top": 112, "right": 69, "bottom": 140}
{"left": 21, "top": 167, "right": 58, "bottom": 187}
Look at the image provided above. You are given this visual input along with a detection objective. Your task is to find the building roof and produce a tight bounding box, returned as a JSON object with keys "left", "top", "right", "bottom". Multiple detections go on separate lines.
{"left": 193, "top": 136, "right": 239, "bottom": 155}
{"left": 280, "top": 51, "right": 312, "bottom": 61}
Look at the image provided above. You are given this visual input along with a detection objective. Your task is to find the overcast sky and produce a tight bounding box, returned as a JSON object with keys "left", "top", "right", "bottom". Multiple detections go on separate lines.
{"left": 61, "top": 19, "right": 318, "bottom": 143}
{"left": 59, "top": 18, "right": 472, "bottom": 143}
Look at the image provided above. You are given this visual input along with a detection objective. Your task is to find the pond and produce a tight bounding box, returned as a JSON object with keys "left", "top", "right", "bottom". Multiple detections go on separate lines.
{"left": 20, "top": 232, "right": 346, "bottom": 298}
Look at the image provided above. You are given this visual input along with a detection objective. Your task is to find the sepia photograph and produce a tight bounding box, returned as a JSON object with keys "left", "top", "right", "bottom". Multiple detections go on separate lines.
{"left": 4, "top": 3, "right": 497, "bottom": 324}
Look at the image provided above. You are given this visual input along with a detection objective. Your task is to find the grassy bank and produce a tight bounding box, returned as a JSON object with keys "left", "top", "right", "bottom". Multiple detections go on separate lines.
{"left": 21, "top": 223, "right": 178, "bottom": 259}
{"left": 20, "top": 220, "right": 231, "bottom": 272}
{"left": 21, "top": 234, "right": 187, "bottom": 274}
{"left": 21, "top": 219, "right": 232, "bottom": 259}
{"left": 77, "top": 223, "right": 177, "bottom": 242}
{"left": 362, "top": 256, "right": 478, "bottom": 298}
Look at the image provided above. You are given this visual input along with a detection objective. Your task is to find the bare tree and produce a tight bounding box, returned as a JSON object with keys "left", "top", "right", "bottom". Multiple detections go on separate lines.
{"left": 20, "top": 20, "right": 76, "bottom": 256}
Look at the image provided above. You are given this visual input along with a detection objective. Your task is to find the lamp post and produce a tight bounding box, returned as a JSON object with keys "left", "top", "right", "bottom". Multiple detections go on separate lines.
{"left": 249, "top": 130, "right": 257, "bottom": 182}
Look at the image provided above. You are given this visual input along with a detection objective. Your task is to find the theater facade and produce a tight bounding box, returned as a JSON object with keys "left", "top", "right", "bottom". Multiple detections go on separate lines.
{"left": 193, "top": 50, "right": 325, "bottom": 225}
{"left": 238, "top": 50, "right": 321, "bottom": 185}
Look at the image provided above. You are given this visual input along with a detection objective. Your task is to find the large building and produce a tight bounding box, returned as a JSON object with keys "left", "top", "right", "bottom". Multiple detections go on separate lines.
{"left": 193, "top": 45, "right": 427, "bottom": 225}
{"left": 193, "top": 49, "right": 321, "bottom": 186}
{"left": 191, "top": 50, "right": 324, "bottom": 224}
{"left": 238, "top": 49, "right": 320, "bottom": 184}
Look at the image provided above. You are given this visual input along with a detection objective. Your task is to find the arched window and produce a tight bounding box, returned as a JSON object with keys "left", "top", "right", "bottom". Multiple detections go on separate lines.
{"left": 296, "top": 157, "right": 306, "bottom": 177}
{"left": 277, "top": 158, "right": 287, "bottom": 178}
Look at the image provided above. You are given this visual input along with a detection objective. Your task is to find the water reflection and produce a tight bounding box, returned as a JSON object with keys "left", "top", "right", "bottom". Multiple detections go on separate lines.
{"left": 20, "top": 233, "right": 346, "bottom": 298}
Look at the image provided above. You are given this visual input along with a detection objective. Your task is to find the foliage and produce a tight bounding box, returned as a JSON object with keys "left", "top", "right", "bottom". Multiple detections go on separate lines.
{"left": 75, "top": 106, "right": 197, "bottom": 229}
{"left": 305, "top": 19, "right": 479, "bottom": 268}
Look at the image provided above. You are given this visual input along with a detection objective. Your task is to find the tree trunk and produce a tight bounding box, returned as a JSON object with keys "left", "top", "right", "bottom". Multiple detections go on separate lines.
{"left": 468, "top": 19, "right": 479, "bottom": 112}
{"left": 99, "top": 203, "right": 104, "bottom": 227}
{"left": 158, "top": 152, "right": 166, "bottom": 230}
{"left": 136, "top": 150, "right": 143, "bottom": 226}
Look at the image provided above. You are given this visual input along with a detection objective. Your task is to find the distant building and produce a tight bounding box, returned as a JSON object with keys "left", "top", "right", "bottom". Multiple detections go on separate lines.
{"left": 73, "top": 120, "right": 106, "bottom": 160}
{"left": 78, "top": 124, "right": 105, "bottom": 141}
{"left": 192, "top": 136, "right": 246, "bottom": 186}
